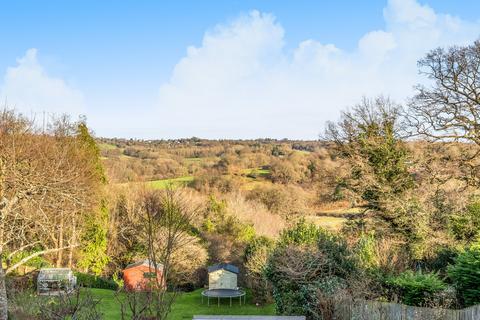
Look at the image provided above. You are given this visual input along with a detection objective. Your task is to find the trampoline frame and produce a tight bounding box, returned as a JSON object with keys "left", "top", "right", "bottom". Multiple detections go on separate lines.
{"left": 201, "top": 289, "right": 246, "bottom": 307}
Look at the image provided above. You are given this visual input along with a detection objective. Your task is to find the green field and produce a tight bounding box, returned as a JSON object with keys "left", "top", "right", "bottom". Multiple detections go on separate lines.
{"left": 242, "top": 168, "right": 270, "bottom": 176}
{"left": 306, "top": 207, "right": 364, "bottom": 231}
{"left": 293, "top": 150, "right": 311, "bottom": 155}
{"left": 98, "top": 143, "right": 118, "bottom": 150}
{"left": 146, "top": 176, "right": 194, "bottom": 189}
{"left": 92, "top": 288, "right": 275, "bottom": 320}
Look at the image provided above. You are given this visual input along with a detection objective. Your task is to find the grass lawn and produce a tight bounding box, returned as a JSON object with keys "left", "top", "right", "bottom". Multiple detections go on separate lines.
{"left": 146, "top": 176, "right": 194, "bottom": 189}
{"left": 91, "top": 288, "right": 275, "bottom": 320}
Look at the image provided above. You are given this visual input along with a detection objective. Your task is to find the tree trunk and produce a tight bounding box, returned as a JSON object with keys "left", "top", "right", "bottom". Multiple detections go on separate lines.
{"left": 56, "top": 216, "right": 64, "bottom": 267}
{"left": 0, "top": 265, "right": 8, "bottom": 320}
{"left": 68, "top": 219, "right": 76, "bottom": 268}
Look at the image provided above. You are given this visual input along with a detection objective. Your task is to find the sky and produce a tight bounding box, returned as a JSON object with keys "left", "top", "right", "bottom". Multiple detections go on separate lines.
{"left": 1, "top": 0, "right": 479, "bottom": 139}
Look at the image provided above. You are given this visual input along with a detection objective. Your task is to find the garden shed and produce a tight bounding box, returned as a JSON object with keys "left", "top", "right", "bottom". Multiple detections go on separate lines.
{"left": 207, "top": 263, "right": 239, "bottom": 290}
{"left": 37, "top": 268, "right": 77, "bottom": 295}
{"left": 123, "top": 259, "right": 164, "bottom": 291}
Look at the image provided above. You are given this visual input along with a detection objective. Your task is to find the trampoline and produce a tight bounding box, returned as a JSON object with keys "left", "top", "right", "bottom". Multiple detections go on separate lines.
{"left": 201, "top": 288, "right": 246, "bottom": 307}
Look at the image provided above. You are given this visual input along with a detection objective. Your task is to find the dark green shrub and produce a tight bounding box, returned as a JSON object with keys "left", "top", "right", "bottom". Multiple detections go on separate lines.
{"left": 75, "top": 272, "right": 118, "bottom": 290}
{"left": 316, "top": 229, "right": 357, "bottom": 279}
{"left": 450, "top": 201, "right": 480, "bottom": 242}
{"left": 447, "top": 244, "right": 480, "bottom": 307}
{"left": 422, "top": 246, "right": 458, "bottom": 276}
{"left": 386, "top": 271, "right": 446, "bottom": 306}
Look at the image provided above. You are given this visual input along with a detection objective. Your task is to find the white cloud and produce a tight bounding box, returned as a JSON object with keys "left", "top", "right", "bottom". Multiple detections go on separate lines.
{"left": 0, "top": 48, "right": 85, "bottom": 117}
{"left": 157, "top": 0, "right": 480, "bottom": 139}
{"left": 358, "top": 31, "right": 396, "bottom": 61}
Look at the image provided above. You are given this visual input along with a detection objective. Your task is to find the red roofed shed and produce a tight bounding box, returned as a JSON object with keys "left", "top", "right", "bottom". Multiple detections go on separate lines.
{"left": 123, "top": 259, "right": 165, "bottom": 291}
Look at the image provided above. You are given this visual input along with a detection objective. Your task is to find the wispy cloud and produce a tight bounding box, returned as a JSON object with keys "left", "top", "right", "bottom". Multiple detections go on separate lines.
{"left": 157, "top": 0, "right": 480, "bottom": 139}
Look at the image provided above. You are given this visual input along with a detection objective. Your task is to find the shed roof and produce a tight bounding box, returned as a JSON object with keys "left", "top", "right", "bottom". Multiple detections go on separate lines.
{"left": 124, "top": 259, "right": 163, "bottom": 271}
{"left": 38, "top": 268, "right": 73, "bottom": 280}
{"left": 207, "top": 263, "right": 239, "bottom": 274}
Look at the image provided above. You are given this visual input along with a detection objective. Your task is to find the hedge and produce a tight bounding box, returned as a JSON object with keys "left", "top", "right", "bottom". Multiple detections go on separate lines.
{"left": 75, "top": 272, "right": 118, "bottom": 290}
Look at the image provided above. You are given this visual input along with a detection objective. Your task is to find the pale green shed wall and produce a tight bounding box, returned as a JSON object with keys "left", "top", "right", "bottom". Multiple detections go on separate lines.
{"left": 208, "top": 269, "right": 237, "bottom": 289}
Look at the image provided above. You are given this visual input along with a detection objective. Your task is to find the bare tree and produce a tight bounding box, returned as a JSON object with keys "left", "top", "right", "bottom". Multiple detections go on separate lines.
{"left": 407, "top": 40, "right": 480, "bottom": 186}
{"left": 0, "top": 110, "right": 103, "bottom": 319}
{"left": 116, "top": 188, "right": 199, "bottom": 319}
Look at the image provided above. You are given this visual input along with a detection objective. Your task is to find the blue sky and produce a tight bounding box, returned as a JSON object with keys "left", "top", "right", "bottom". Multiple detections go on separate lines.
{"left": 1, "top": 1, "right": 479, "bottom": 139}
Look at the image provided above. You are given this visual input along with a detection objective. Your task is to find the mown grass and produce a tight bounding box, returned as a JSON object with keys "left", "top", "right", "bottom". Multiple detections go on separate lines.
{"left": 91, "top": 288, "right": 275, "bottom": 320}
{"left": 146, "top": 176, "right": 194, "bottom": 189}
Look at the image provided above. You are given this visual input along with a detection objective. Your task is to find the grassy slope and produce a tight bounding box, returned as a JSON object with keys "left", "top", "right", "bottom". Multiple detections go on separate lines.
{"left": 242, "top": 168, "right": 270, "bottom": 176}
{"left": 98, "top": 143, "right": 118, "bottom": 150}
{"left": 306, "top": 207, "right": 364, "bottom": 231}
{"left": 146, "top": 176, "right": 194, "bottom": 189}
{"left": 92, "top": 288, "right": 275, "bottom": 320}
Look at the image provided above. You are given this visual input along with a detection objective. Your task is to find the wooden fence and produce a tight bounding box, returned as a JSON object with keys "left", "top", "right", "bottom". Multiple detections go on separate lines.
{"left": 334, "top": 300, "right": 480, "bottom": 320}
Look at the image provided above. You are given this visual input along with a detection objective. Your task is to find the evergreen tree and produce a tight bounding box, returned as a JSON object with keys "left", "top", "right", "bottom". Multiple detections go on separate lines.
{"left": 76, "top": 122, "right": 109, "bottom": 275}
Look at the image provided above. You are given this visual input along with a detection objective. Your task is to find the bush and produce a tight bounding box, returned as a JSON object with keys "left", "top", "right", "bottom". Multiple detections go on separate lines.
{"left": 355, "top": 232, "right": 378, "bottom": 270}
{"left": 447, "top": 243, "right": 480, "bottom": 307}
{"left": 75, "top": 272, "right": 118, "bottom": 290}
{"left": 246, "top": 184, "right": 312, "bottom": 218}
{"left": 386, "top": 271, "right": 446, "bottom": 306}
{"left": 422, "top": 246, "right": 458, "bottom": 276}
{"left": 191, "top": 173, "right": 240, "bottom": 193}
{"left": 278, "top": 219, "right": 323, "bottom": 246}
{"left": 202, "top": 195, "right": 255, "bottom": 242}
{"left": 450, "top": 200, "right": 480, "bottom": 242}
{"left": 266, "top": 222, "right": 358, "bottom": 319}
{"left": 244, "top": 236, "right": 275, "bottom": 305}
{"left": 269, "top": 160, "right": 302, "bottom": 184}
{"left": 9, "top": 288, "right": 102, "bottom": 319}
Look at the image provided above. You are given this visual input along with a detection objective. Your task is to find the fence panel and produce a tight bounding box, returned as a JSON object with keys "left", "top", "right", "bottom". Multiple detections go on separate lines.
{"left": 458, "top": 305, "right": 480, "bottom": 320}
{"left": 334, "top": 300, "right": 480, "bottom": 320}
